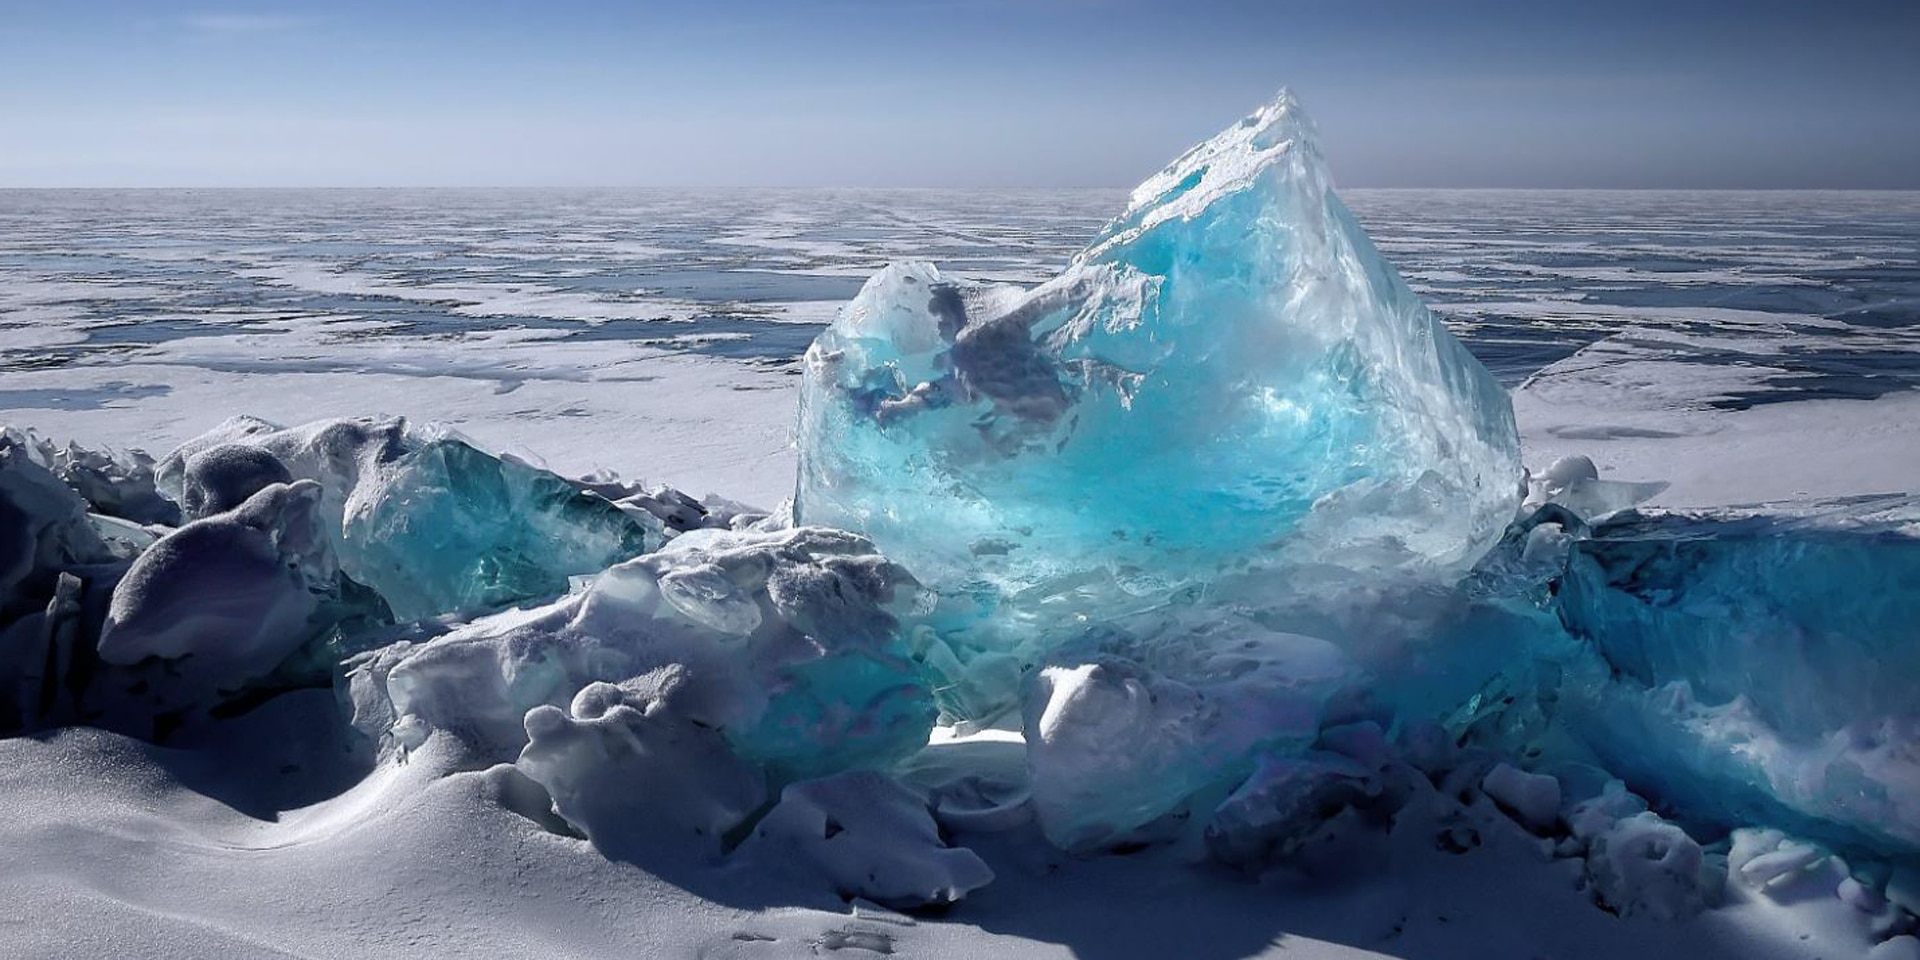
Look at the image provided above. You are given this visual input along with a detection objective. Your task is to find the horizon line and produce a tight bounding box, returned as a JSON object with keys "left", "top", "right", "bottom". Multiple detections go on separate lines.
{"left": 4, "top": 184, "right": 1919, "bottom": 193}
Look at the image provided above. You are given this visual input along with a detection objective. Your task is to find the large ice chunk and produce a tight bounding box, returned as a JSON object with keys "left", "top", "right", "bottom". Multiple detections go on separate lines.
{"left": 796, "top": 91, "right": 1519, "bottom": 602}
{"left": 99, "top": 480, "right": 335, "bottom": 674}
{"left": 342, "top": 437, "right": 657, "bottom": 621}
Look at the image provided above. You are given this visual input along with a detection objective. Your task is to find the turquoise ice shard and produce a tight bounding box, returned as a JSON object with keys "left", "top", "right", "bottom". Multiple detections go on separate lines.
{"left": 341, "top": 438, "right": 656, "bottom": 621}
{"left": 795, "top": 91, "right": 1521, "bottom": 600}
{"left": 1553, "top": 498, "right": 1920, "bottom": 851}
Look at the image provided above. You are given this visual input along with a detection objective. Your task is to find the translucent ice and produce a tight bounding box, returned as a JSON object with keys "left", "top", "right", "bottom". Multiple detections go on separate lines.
{"left": 343, "top": 437, "right": 657, "bottom": 621}
{"left": 796, "top": 91, "right": 1520, "bottom": 607}
{"left": 1560, "top": 502, "right": 1920, "bottom": 740}
{"left": 159, "top": 417, "right": 660, "bottom": 621}
{"left": 1544, "top": 497, "right": 1920, "bottom": 851}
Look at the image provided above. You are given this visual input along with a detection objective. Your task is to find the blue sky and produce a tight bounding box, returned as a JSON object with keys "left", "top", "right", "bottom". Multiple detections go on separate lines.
{"left": 2, "top": 0, "right": 1916, "bottom": 188}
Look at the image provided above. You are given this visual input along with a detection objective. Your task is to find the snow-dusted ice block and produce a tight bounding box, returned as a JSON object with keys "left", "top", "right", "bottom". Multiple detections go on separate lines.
{"left": 796, "top": 91, "right": 1520, "bottom": 601}
{"left": 343, "top": 437, "right": 656, "bottom": 621}
{"left": 1021, "top": 613, "right": 1352, "bottom": 850}
{"left": 366, "top": 526, "right": 935, "bottom": 781}
{"left": 518, "top": 678, "right": 767, "bottom": 859}
{"left": 160, "top": 417, "right": 660, "bottom": 621}
{"left": 99, "top": 481, "right": 335, "bottom": 678}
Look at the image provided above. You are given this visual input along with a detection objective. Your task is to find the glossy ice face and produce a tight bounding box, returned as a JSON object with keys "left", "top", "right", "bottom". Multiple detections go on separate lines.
{"left": 1552, "top": 499, "right": 1920, "bottom": 851}
{"left": 795, "top": 92, "right": 1522, "bottom": 606}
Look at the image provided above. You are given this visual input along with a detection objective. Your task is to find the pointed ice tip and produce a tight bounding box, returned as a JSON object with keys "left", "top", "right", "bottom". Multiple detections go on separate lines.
{"left": 1248, "top": 88, "right": 1317, "bottom": 148}
{"left": 1081, "top": 86, "right": 1326, "bottom": 263}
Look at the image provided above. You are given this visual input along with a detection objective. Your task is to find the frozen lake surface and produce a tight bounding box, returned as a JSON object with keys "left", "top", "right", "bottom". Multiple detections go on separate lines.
{"left": 3, "top": 187, "right": 1918, "bottom": 505}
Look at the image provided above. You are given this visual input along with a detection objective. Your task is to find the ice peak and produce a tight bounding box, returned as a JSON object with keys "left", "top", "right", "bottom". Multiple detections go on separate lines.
{"left": 1082, "top": 89, "right": 1324, "bottom": 265}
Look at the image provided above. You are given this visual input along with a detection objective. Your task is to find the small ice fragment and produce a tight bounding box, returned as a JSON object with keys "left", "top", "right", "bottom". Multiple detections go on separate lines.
{"left": 1541, "top": 455, "right": 1600, "bottom": 489}
{"left": 1481, "top": 763, "right": 1561, "bottom": 832}
{"left": 739, "top": 771, "right": 993, "bottom": 908}
{"left": 1738, "top": 843, "right": 1826, "bottom": 888}
{"left": 1586, "top": 811, "right": 1711, "bottom": 920}
{"left": 516, "top": 677, "right": 767, "bottom": 859}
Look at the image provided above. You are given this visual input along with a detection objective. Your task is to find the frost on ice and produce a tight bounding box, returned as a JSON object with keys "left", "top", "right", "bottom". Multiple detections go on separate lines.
{"left": 796, "top": 91, "right": 1521, "bottom": 608}
{"left": 359, "top": 525, "right": 934, "bottom": 781}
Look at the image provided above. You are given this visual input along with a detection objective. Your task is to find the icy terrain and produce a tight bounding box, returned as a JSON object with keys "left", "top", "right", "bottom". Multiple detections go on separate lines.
{"left": 4, "top": 92, "right": 1920, "bottom": 960}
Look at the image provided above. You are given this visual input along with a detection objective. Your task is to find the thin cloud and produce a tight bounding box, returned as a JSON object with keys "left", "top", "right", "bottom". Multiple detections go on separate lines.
{"left": 184, "top": 14, "right": 316, "bottom": 35}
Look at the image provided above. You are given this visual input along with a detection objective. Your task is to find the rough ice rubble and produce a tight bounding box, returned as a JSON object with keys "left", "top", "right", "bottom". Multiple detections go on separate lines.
{"left": 737, "top": 771, "right": 994, "bottom": 908}
{"left": 350, "top": 524, "right": 980, "bottom": 904}
{"left": 1021, "top": 613, "right": 1352, "bottom": 850}
{"left": 1, "top": 414, "right": 681, "bottom": 737}
{"left": 1, "top": 434, "right": 120, "bottom": 731}
{"left": 158, "top": 416, "right": 662, "bottom": 621}
{"left": 1, "top": 425, "right": 179, "bottom": 527}
{"left": 795, "top": 91, "right": 1521, "bottom": 605}
{"left": 0, "top": 431, "right": 115, "bottom": 603}
{"left": 355, "top": 525, "right": 934, "bottom": 779}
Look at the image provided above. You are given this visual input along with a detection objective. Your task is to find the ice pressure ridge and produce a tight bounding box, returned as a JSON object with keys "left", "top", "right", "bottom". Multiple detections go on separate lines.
{"left": 4, "top": 92, "right": 1920, "bottom": 930}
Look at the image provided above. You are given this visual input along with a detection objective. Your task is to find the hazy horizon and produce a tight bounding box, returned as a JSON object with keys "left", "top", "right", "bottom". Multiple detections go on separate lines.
{"left": 5, "top": 0, "right": 1917, "bottom": 191}
{"left": 6, "top": 185, "right": 1920, "bottom": 194}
